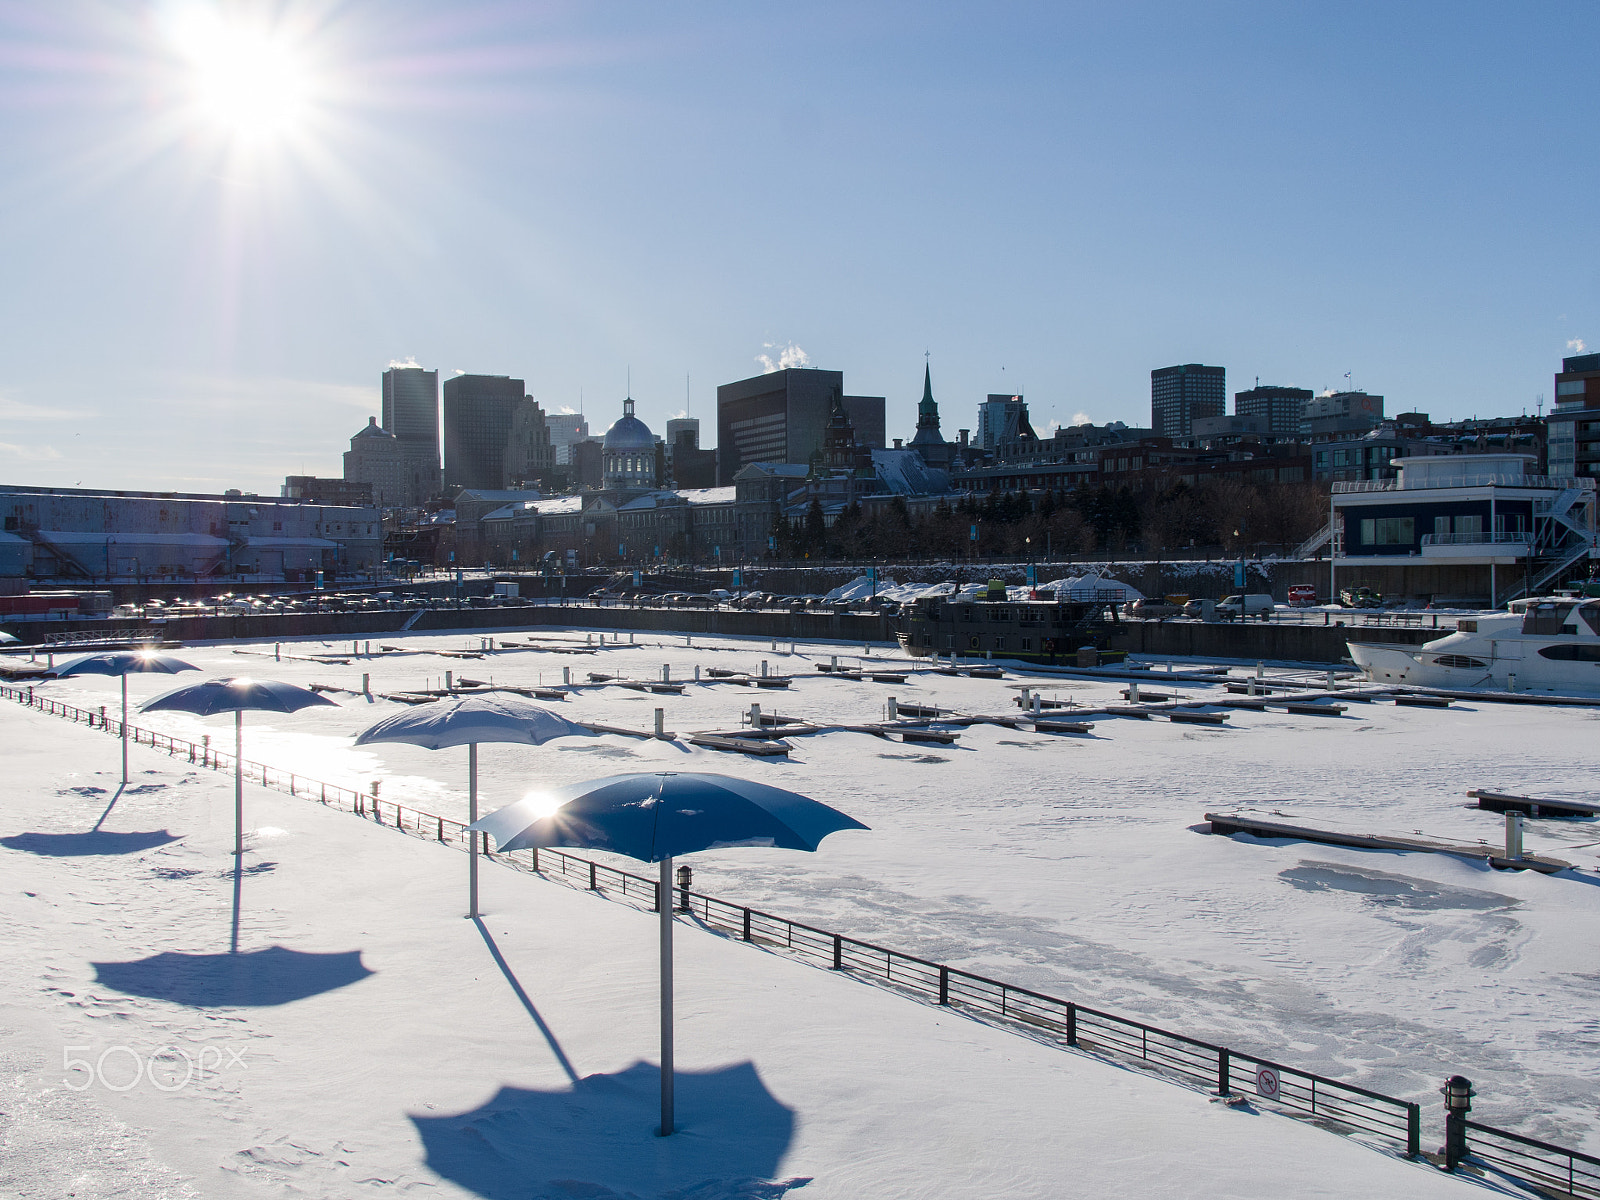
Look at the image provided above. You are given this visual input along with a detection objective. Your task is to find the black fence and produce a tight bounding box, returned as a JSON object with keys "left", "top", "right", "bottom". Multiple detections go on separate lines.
{"left": 11, "top": 679, "right": 1600, "bottom": 1186}
{"left": 1465, "top": 1119, "right": 1600, "bottom": 1198}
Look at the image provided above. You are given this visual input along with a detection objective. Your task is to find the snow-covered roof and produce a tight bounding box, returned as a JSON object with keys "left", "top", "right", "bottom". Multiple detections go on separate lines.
{"left": 480, "top": 501, "right": 544, "bottom": 522}
{"left": 34, "top": 530, "right": 230, "bottom": 548}
{"left": 245, "top": 536, "right": 341, "bottom": 549}
{"left": 679, "top": 486, "right": 735, "bottom": 505}
{"left": 871, "top": 449, "right": 951, "bottom": 497}
{"left": 527, "top": 496, "right": 585, "bottom": 516}
{"left": 455, "top": 489, "right": 543, "bottom": 503}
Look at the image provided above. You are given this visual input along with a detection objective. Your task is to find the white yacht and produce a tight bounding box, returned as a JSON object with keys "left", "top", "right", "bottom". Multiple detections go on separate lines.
{"left": 1349, "top": 597, "right": 1600, "bottom": 692}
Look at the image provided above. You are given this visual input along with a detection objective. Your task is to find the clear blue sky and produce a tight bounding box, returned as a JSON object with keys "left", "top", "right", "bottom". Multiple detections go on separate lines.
{"left": 1, "top": 1, "right": 1596, "bottom": 492}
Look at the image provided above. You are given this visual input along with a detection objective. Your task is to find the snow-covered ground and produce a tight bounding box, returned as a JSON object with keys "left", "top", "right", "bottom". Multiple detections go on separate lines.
{"left": 6, "top": 624, "right": 1600, "bottom": 1196}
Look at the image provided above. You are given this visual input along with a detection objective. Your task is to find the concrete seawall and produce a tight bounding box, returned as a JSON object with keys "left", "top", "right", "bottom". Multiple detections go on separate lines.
{"left": 1107, "top": 620, "right": 1438, "bottom": 663}
{"left": 7, "top": 604, "right": 1436, "bottom": 665}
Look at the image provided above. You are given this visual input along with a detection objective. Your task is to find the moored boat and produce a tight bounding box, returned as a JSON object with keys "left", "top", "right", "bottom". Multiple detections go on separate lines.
{"left": 1349, "top": 596, "right": 1600, "bottom": 692}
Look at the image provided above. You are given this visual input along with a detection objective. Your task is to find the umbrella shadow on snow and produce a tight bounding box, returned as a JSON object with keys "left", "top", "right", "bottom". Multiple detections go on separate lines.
{"left": 1, "top": 829, "right": 179, "bottom": 856}
{"left": 91, "top": 945, "right": 374, "bottom": 1007}
{"left": 412, "top": 1060, "right": 809, "bottom": 1200}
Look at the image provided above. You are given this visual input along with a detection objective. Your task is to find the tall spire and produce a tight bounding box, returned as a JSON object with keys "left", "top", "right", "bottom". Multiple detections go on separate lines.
{"left": 913, "top": 359, "right": 942, "bottom": 440}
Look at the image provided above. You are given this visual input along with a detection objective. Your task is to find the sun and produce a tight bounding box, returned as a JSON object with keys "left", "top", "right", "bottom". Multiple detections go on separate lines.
{"left": 167, "top": 8, "right": 314, "bottom": 142}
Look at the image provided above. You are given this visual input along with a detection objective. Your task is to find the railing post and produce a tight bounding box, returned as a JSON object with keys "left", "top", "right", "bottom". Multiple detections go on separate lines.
{"left": 742, "top": 907, "right": 752, "bottom": 940}
{"left": 589, "top": 861, "right": 598, "bottom": 890}
{"left": 938, "top": 966, "right": 949, "bottom": 1005}
{"left": 831, "top": 935, "right": 842, "bottom": 970}
{"left": 1066, "top": 1002, "right": 1077, "bottom": 1046}
{"left": 437, "top": 816, "right": 444, "bottom": 841}
{"left": 531, "top": 847, "right": 540, "bottom": 872}
{"left": 1217, "top": 1049, "right": 1230, "bottom": 1096}
{"left": 1406, "top": 1102, "right": 1421, "bottom": 1159}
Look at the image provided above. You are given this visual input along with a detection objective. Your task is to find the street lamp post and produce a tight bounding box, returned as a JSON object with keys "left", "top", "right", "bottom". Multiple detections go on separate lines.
{"left": 1441, "top": 1076, "right": 1474, "bottom": 1170}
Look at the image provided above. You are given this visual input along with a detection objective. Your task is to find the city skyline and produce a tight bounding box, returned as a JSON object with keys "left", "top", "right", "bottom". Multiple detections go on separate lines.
{"left": 1, "top": 2, "right": 1596, "bottom": 493}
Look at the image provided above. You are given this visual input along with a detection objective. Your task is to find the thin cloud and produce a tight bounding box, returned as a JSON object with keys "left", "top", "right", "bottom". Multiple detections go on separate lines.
{"left": 0, "top": 395, "right": 88, "bottom": 421}
{"left": 1570, "top": 339, "right": 1588, "bottom": 353}
{"left": 0, "top": 441, "right": 64, "bottom": 461}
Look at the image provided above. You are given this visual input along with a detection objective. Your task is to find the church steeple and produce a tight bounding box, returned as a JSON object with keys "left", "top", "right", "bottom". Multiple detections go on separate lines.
{"left": 912, "top": 360, "right": 943, "bottom": 442}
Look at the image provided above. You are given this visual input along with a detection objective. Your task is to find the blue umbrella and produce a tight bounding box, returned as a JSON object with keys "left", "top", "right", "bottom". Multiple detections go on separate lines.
{"left": 353, "top": 695, "right": 597, "bottom": 917}
{"left": 472, "top": 772, "right": 867, "bottom": 1136}
{"left": 52, "top": 650, "right": 199, "bottom": 784}
{"left": 143, "top": 678, "right": 337, "bottom": 856}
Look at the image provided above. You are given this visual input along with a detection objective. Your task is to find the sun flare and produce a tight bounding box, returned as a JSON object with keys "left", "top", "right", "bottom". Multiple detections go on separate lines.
{"left": 518, "top": 790, "right": 568, "bottom": 823}
{"left": 168, "top": 8, "right": 314, "bottom": 141}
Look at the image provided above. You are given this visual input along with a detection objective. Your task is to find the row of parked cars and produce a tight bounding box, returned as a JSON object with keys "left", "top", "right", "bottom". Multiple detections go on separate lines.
{"left": 588, "top": 588, "right": 903, "bottom": 615}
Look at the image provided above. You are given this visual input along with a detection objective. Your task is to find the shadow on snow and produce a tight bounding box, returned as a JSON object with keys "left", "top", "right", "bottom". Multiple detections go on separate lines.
{"left": 412, "top": 1060, "right": 809, "bottom": 1200}
{"left": 1, "top": 830, "right": 179, "bottom": 856}
{"left": 91, "top": 945, "right": 373, "bottom": 1007}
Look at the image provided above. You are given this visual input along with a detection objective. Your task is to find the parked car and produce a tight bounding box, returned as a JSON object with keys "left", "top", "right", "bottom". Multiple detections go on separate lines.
{"left": 1126, "top": 598, "right": 1184, "bottom": 620}
{"left": 1180, "top": 599, "right": 1214, "bottom": 619}
{"left": 1339, "top": 586, "right": 1383, "bottom": 609}
{"left": 1286, "top": 584, "right": 1318, "bottom": 607}
{"left": 1216, "top": 593, "right": 1275, "bottom": 618}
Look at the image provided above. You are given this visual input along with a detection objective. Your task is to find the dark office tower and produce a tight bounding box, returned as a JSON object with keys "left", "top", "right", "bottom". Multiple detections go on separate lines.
{"left": 716, "top": 367, "right": 844, "bottom": 485}
{"left": 841, "top": 395, "right": 887, "bottom": 449}
{"left": 1151, "top": 364, "right": 1226, "bottom": 438}
{"left": 382, "top": 365, "right": 441, "bottom": 505}
{"left": 1234, "top": 384, "right": 1313, "bottom": 436}
{"left": 443, "top": 374, "right": 527, "bottom": 492}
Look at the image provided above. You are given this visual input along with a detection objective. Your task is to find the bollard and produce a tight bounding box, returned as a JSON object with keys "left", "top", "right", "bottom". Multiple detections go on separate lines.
{"left": 771, "top": 639, "right": 777, "bottom": 652}
{"left": 563, "top": 666, "right": 571, "bottom": 686}
{"left": 1032, "top": 693, "right": 1041, "bottom": 716}
{"left": 655, "top": 707, "right": 665, "bottom": 738}
{"left": 362, "top": 673, "right": 371, "bottom": 698}
{"left": 750, "top": 702, "right": 760, "bottom": 727}
{"left": 694, "top": 665, "right": 701, "bottom": 681}
{"left": 366, "top": 641, "right": 371, "bottom": 656}
{"left": 1129, "top": 681, "right": 1140, "bottom": 704}
{"left": 831, "top": 655, "right": 838, "bottom": 669}
{"left": 629, "top": 632, "right": 634, "bottom": 644}
{"left": 1326, "top": 668, "right": 1337, "bottom": 689}
{"left": 761, "top": 660, "right": 768, "bottom": 677}
{"left": 1247, "top": 678, "right": 1256, "bottom": 696}
{"left": 353, "top": 641, "right": 359, "bottom": 657}
{"left": 1505, "top": 811, "right": 1524, "bottom": 861}
{"left": 446, "top": 670, "right": 453, "bottom": 691}
{"left": 662, "top": 663, "right": 670, "bottom": 683}
{"left": 887, "top": 696, "right": 898, "bottom": 720}
{"left": 275, "top": 643, "right": 281, "bottom": 662}
{"left": 1256, "top": 660, "right": 1264, "bottom": 678}
{"left": 1507, "top": 672, "right": 1517, "bottom": 693}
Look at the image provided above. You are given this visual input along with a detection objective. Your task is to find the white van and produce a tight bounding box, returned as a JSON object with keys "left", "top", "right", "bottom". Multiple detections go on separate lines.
{"left": 1216, "top": 593, "right": 1275, "bottom": 618}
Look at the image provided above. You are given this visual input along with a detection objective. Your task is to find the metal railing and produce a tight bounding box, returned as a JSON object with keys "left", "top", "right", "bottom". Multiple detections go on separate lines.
{"left": 1465, "top": 1119, "right": 1600, "bottom": 1198}
{"left": 1420, "top": 532, "right": 1534, "bottom": 547}
{"left": 1333, "top": 474, "right": 1596, "bottom": 494}
{"left": 14, "top": 678, "right": 1600, "bottom": 1186}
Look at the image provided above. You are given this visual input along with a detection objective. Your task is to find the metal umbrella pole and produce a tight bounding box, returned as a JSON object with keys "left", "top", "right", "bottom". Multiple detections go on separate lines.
{"left": 234, "top": 709, "right": 244, "bottom": 856}
{"left": 660, "top": 854, "right": 674, "bottom": 1136}
{"left": 469, "top": 743, "right": 479, "bottom": 918}
{"left": 120, "top": 674, "right": 129, "bottom": 785}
